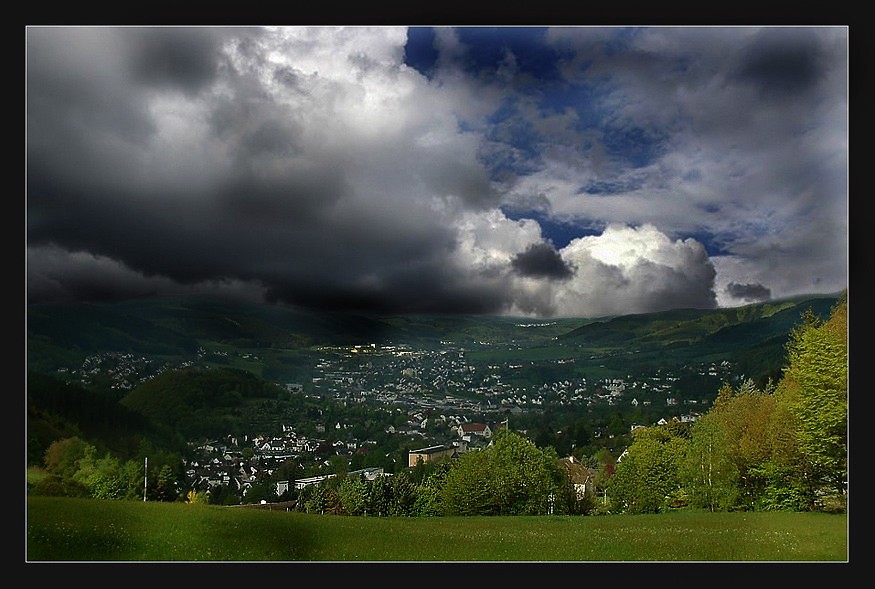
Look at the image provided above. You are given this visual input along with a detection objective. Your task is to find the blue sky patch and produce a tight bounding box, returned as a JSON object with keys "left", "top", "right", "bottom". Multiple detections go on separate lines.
{"left": 405, "top": 27, "right": 439, "bottom": 78}
{"left": 501, "top": 206, "right": 603, "bottom": 249}
{"left": 683, "top": 230, "right": 732, "bottom": 257}
{"left": 601, "top": 124, "right": 668, "bottom": 168}
{"left": 454, "top": 27, "right": 562, "bottom": 83}
{"left": 579, "top": 179, "right": 638, "bottom": 195}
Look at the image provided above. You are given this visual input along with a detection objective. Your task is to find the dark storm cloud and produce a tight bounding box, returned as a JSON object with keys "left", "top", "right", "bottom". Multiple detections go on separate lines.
{"left": 27, "top": 244, "right": 268, "bottom": 304}
{"left": 734, "top": 28, "right": 825, "bottom": 99}
{"left": 126, "top": 27, "right": 227, "bottom": 96}
{"left": 264, "top": 264, "right": 514, "bottom": 315}
{"left": 511, "top": 242, "right": 574, "bottom": 280}
{"left": 27, "top": 246, "right": 161, "bottom": 302}
{"left": 25, "top": 28, "right": 508, "bottom": 317}
{"left": 26, "top": 28, "right": 156, "bottom": 147}
{"left": 725, "top": 282, "right": 772, "bottom": 303}
{"left": 26, "top": 26, "right": 846, "bottom": 317}
{"left": 26, "top": 29, "right": 410, "bottom": 304}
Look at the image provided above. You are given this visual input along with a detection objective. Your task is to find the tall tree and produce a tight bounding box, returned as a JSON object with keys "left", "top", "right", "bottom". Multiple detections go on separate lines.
{"left": 681, "top": 414, "right": 738, "bottom": 511}
{"left": 608, "top": 425, "right": 689, "bottom": 514}
{"left": 337, "top": 476, "right": 368, "bottom": 516}
{"left": 775, "top": 295, "right": 848, "bottom": 506}
{"left": 412, "top": 461, "right": 450, "bottom": 516}
{"left": 366, "top": 474, "right": 393, "bottom": 517}
{"left": 389, "top": 470, "right": 417, "bottom": 516}
{"left": 691, "top": 378, "right": 803, "bottom": 510}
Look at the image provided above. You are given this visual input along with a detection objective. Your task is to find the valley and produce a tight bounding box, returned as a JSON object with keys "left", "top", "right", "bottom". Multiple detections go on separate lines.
{"left": 26, "top": 292, "right": 841, "bottom": 504}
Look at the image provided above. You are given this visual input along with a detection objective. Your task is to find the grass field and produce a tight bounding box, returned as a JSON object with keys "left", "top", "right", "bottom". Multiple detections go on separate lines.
{"left": 26, "top": 496, "right": 848, "bottom": 562}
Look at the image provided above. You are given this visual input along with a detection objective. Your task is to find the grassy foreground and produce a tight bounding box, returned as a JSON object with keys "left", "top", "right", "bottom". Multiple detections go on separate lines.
{"left": 26, "top": 496, "right": 847, "bottom": 562}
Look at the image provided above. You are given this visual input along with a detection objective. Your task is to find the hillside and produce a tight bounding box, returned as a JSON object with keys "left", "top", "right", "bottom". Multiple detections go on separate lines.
{"left": 26, "top": 371, "right": 181, "bottom": 464}
{"left": 119, "top": 367, "right": 288, "bottom": 439}
{"left": 27, "top": 295, "right": 837, "bottom": 371}
{"left": 557, "top": 296, "right": 837, "bottom": 347}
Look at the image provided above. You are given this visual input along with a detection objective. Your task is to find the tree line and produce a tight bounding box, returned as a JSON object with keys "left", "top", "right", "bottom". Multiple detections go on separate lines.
{"left": 607, "top": 293, "right": 847, "bottom": 513}
{"left": 287, "top": 429, "right": 583, "bottom": 516}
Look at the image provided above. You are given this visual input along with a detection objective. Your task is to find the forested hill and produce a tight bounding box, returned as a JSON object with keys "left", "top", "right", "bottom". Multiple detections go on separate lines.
{"left": 555, "top": 295, "right": 840, "bottom": 382}
{"left": 27, "top": 292, "right": 841, "bottom": 384}
{"left": 557, "top": 295, "right": 839, "bottom": 347}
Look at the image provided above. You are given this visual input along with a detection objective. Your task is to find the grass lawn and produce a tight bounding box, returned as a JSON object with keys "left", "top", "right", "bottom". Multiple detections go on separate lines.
{"left": 26, "top": 496, "right": 847, "bottom": 562}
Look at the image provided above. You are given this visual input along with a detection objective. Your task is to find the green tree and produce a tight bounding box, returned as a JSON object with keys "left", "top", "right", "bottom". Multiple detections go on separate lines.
{"left": 39, "top": 437, "right": 147, "bottom": 501}
{"left": 412, "top": 461, "right": 450, "bottom": 516}
{"left": 366, "top": 475, "right": 393, "bottom": 517}
{"left": 713, "top": 382, "right": 734, "bottom": 411}
{"left": 301, "top": 483, "right": 327, "bottom": 514}
{"left": 154, "top": 464, "right": 180, "bottom": 502}
{"left": 747, "top": 461, "right": 810, "bottom": 511}
{"left": 440, "top": 447, "right": 493, "bottom": 515}
{"left": 337, "top": 476, "right": 368, "bottom": 516}
{"left": 243, "top": 477, "right": 278, "bottom": 505}
{"left": 327, "top": 454, "right": 349, "bottom": 479}
{"left": 775, "top": 295, "right": 848, "bottom": 507}
{"left": 187, "top": 489, "right": 209, "bottom": 504}
{"left": 120, "top": 459, "right": 145, "bottom": 500}
{"left": 73, "top": 448, "right": 129, "bottom": 500}
{"left": 275, "top": 458, "right": 300, "bottom": 487}
{"left": 688, "top": 378, "right": 801, "bottom": 510}
{"left": 712, "top": 381, "right": 781, "bottom": 508}
{"left": 37, "top": 437, "right": 94, "bottom": 498}
{"left": 608, "top": 425, "right": 689, "bottom": 514}
{"left": 591, "top": 448, "right": 617, "bottom": 512}
{"left": 43, "top": 436, "right": 91, "bottom": 480}
{"left": 28, "top": 473, "right": 88, "bottom": 497}
{"left": 681, "top": 413, "right": 738, "bottom": 511}
{"left": 208, "top": 483, "right": 240, "bottom": 505}
{"left": 389, "top": 470, "right": 417, "bottom": 516}
{"left": 300, "top": 476, "right": 343, "bottom": 514}
{"left": 440, "top": 430, "right": 572, "bottom": 516}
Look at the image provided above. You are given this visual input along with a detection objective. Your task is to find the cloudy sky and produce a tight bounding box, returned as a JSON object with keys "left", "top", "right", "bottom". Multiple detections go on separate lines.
{"left": 26, "top": 26, "right": 848, "bottom": 318}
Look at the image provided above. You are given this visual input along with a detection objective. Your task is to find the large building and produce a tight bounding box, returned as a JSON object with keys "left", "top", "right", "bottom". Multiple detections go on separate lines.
{"left": 407, "top": 445, "right": 455, "bottom": 468}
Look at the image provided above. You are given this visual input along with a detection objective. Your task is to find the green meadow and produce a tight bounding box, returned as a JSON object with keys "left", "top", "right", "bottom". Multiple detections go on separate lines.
{"left": 27, "top": 497, "right": 847, "bottom": 562}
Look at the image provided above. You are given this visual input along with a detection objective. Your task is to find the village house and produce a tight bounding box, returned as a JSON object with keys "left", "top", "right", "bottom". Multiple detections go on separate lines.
{"left": 559, "top": 456, "right": 598, "bottom": 500}
{"left": 457, "top": 422, "right": 491, "bottom": 440}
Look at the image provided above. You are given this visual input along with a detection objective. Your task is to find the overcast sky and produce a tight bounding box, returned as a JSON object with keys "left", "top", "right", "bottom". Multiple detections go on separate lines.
{"left": 26, "top": 26, "right": 848, "bottom": 318}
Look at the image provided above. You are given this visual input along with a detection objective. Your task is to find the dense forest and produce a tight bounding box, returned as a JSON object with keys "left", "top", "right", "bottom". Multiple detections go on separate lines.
{"left": 26, "top": 294, "right": 847, "bottom": 515}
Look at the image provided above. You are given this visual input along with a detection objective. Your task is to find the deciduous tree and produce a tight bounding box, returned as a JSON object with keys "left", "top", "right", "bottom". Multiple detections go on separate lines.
{"left": 681, "top": 414, "right": 738, "bottom": 511}
{"left": 337, "top": 476, "right": 368, "bottom": 516}
{"left": 440, "top": 431, "right": 572, "bottom": 516}
{"left": 775, "top": 295, "right": 847, "bottom": 506}
{"left": 608, "top": 425, "right": 689, "bottom": 513}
